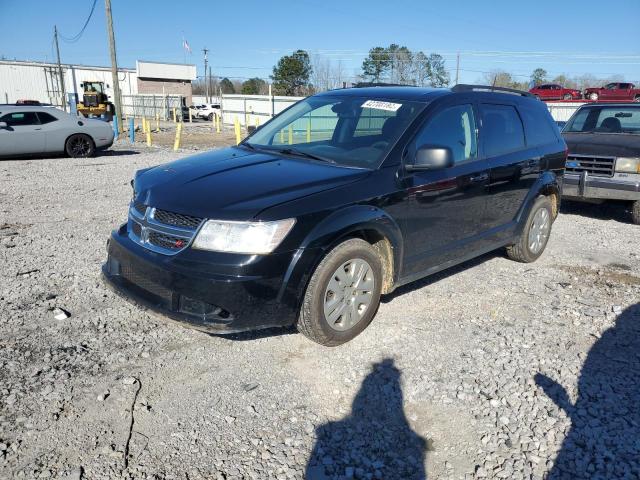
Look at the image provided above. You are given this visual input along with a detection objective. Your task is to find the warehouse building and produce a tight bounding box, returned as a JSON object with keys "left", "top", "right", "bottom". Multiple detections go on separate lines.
{"left": 0, "top": 59, "right": 196, "bottom": 107}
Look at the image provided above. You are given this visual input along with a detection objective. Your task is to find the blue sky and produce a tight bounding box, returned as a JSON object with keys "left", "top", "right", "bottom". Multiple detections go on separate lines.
{"left": 1, "top": 0, "right": 639, "bottom": 84}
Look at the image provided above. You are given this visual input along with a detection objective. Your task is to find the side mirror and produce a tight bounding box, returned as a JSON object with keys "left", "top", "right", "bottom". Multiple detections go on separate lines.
{"left": 0, "top": 122, "right": 7, "bottom": 129}
{"left": 247, "top": 125, "right": 257, "bottom": 134}
{"left": 406, "top": 145, "right": 454, "bottom": 171}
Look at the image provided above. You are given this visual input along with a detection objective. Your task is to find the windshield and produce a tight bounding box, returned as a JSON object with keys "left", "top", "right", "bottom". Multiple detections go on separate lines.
{"left": 245, "top": 95, "right": 424, "bottom": 168}
{"left": 565, "top": 106, "right": 640, "bottom": 134}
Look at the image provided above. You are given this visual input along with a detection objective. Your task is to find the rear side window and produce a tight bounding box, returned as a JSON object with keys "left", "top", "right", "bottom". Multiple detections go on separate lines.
{"left": 36, "top": 112, "right": 58, "bottom": 124}
{"left": 518, "top": 103, "right": 558, "bottom": 146}
{"left": 0, "top": 111, "right": 40, "bottom": 126}
{"left": 480, "top": 104, "right": 525, "bottom": 157}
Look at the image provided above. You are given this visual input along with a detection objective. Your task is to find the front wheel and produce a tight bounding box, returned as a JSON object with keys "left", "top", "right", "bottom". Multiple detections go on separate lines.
{"left": 298, "top": 238, "right": 383, "bottom": 346}
{"left": 506, "top": 196, "right": 553, "bottom": 263}
{"left": 589, "top": 92, "right": 599, "bottom": 101}
{"left": 207, "top": 113, "right": 214, "bottom": 121}
{"left": 65, "top": 134, "right": 95, "bottom": 158}
{"left": 563, "top": 93, "right": 572, "bottom": 100}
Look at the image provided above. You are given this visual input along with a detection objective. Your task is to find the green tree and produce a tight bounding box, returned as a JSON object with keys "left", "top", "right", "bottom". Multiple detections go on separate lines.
{"left": 220, "top": 77, "right": 235, "bottom": 94}
{"left": 361, "top": 47, "right": 391, "bottom": 82}
{"left": 427, "top": 54, "right": 450, "bottom": 87}
{"left": 531, "top": 68, "right": 548, "bottom": 86}
{"left": 271, "top": 50, "right": 312, "bottom": 96}
{"left": 241, "top": 77, "right": 266, "bottom": 95}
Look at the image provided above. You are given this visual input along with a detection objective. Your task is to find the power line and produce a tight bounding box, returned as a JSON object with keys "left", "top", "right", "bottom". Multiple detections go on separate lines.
{"left": 59, "top": 0, "right": 98, "bottom": 43}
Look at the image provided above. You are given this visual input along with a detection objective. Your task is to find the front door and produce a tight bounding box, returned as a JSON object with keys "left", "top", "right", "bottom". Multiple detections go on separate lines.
{"left": 0, "top": 111, "right": 45, "bottom": 155}
{"left": 399, "top": 102, "right": 489, "bottom": 278}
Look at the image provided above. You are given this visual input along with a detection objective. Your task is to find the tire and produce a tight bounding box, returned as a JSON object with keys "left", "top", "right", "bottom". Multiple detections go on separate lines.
{"left": 589, "top": 92, "right": 599, "bottom": 101}
{"left": 297, "top": 238, "right": 383, "bottom": 346}
{"left": 634, "top": 96, "right": 640, "bottom": 103}
{"left": 534, "top": 95, "right": 541, "bottom": 100}
{"left": 631, "top": 201, "right": 640, "bottom": 225}
{"left": 207, "top": 113, "right": 214, "bottom": 121}
{"left": 563, "top": 93, "right": 572, "bottom": 100}
{"left": 65, "top": 134, "right": 95, "bottom": 158}
{"left": 506, "top": 196, "right": 553, "bottom": 263}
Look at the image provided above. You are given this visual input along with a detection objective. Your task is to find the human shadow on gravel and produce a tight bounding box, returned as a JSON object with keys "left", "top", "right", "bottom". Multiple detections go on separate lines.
{"left": 306, "top": 358, "right": 427, "bottom": 480}
{"left": 535, "top": 302, "right": 640, "bottom": 480}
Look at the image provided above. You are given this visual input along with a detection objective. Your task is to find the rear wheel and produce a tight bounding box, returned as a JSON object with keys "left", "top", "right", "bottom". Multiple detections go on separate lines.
{"left": 563, "top": 93, "right": 572, "bottom": 100}
{"left": 506, "top": 196, "right": 553, "bottom": 263}
{"left": 631, "top": 201, "right": 640, "bottom": 225}
{"left": 634, "top": 96, "right": 640, "bottom": 103}
{"left": 65, "top": 134, "right": 95, "bottom": 158}
{"left": 298, "top": 238, "right": 383, "bottom": 346}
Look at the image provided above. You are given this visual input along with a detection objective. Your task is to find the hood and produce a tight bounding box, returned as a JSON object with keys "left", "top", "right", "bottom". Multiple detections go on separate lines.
{"left": 133, "top": 147, "right": 369, "bottom": 220}
{"left": 562, "top": 132, "right": 640, "bottom": 157}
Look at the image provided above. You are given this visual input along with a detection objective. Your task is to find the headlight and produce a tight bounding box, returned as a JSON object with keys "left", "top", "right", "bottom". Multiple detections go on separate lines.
{"left": 192, "top": 218, "right": 296, "bottom": 254}
{"left": 615, "top": 157, "right": 640, "bottom": 174}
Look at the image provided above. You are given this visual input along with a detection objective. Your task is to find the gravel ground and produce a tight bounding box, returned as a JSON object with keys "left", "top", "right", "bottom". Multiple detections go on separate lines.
{"left": 1, "top": 142, "right": 639, "bottom": 480}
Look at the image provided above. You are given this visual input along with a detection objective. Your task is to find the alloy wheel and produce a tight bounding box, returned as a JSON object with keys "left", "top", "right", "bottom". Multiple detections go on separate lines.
{"left": 528, "top": 207, "right": 550, "bottom": 254}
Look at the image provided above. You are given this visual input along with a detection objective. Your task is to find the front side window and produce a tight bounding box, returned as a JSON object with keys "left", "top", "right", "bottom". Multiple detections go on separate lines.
{"left": 246, "top": 96, "right": 424, "bottom": 169}
{"left": 36, "top": 112, "right": 58, "bottom": 124}
{"left": 413, "top": 104, "right": 477, "bottom": 164}
{"left": 480, "top": 104, "right": 525, "bottom": 157}
{"left": 0, "top": 112, "right": 40, "bottom": 126}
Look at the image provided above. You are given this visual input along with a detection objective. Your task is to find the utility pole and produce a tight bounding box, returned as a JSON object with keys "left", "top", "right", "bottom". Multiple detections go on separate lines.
{"left": 105, "top": 0, "right": 123, "bottom": 134}
{"left": 53, "top": 26, "right": 67, "bottom": 111}
{"left": 203, "top": 48, "right": 209, "bottom": 103}
{"left": 455, "top": 52, "right": 460, "bottom": 86}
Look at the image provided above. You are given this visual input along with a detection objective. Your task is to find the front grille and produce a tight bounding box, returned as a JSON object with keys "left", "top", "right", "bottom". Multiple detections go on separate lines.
{"left": 153, "top": 209, "right": 203, "bottom": 230}
{"left": 131, "top": 222, "right": 142, "bottom": 237}
{"left": 120, "top": 263, "right": 173, "bottom": 302}
{"left": 134, "top": 202, "right": 147, "bottom": 215}
{"left": 148, "top": 231, "right": 187, "bottom": 251}
{"left": 566, "top": 155, "right": 615, "bottom": 177}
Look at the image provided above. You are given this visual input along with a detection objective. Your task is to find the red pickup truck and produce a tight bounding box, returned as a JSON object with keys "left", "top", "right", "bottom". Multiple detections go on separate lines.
{"left": 583, "top": 82, "right": 640, "bottom": 102}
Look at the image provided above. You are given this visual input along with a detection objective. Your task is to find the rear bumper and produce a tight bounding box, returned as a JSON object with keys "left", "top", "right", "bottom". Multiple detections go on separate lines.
{"left": 102, "top": 225, "right": 319, "bottom": 334}
{"left": 563, "top": 172, "right": 640, "bottom": 201}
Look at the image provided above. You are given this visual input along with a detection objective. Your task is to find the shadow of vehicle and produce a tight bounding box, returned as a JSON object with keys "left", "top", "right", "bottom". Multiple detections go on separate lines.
{"left": 535, "top": 303, "right": 640, "bottom": 479}
{"left": 306, "top": 358, "right": 427, "bottom": 480}
{"left": 560, "top": 199, "right": 634, "bottom": 225}
{"left": 382, "top": 251, "right": 499, "bottom": 303}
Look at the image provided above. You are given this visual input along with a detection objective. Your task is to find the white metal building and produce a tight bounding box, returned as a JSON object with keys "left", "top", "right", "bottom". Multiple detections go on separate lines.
{"left": 0, "top": 59, "right": 196, "bottom": 108}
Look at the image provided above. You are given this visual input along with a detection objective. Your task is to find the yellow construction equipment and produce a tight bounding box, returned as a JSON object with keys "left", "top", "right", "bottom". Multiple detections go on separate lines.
{"left": 77, "top": 81, "right": 115, "bottom": 121}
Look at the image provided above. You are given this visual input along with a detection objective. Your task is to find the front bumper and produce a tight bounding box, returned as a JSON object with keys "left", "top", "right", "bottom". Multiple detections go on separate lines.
{"left": 563, "top": 172, "right": 640, "bottom": 201}
{"left": 102, "top": 225, "right": 319, "bottom": 334}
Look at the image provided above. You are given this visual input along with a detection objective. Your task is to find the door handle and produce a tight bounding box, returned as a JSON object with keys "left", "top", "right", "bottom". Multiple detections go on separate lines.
{"left": 34, "top": 128, "right": 42, "bottom": 131}
{"left": 469, "top": 173, "right": 489, "bottom": 183}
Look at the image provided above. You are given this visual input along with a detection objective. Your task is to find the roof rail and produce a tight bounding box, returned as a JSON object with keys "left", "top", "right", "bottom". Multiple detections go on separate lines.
{"left": 352, "top": 82, "right": 413, "bottom": 88}
{"left": 452, "top": 84, "right": 534, "bottom": 98}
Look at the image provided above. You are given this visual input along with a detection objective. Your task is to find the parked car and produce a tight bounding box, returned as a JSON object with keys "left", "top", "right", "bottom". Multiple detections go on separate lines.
{"left": 0, "top": 106, "right": 114, "bottom": 158}
{"left": 561, "top": 103, "right": 640, "bottom": 224}
{"left": 529, "top": 84, "right": 582, "bottom": 101}
{"left": 103, "top": 85, "right": 566, "bottom": 345}
{"left": 583, "top": 83, "right": 640, "bottom": 102}
{"left": 198, "top": 103, "right": 221, "bottom": 121}
{"left": 555, "top": 120, "right": 567, "bottom": 130}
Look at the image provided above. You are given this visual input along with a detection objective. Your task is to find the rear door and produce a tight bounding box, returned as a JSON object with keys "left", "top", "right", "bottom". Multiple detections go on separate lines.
{"left": 479, "top": 102, "right": 540, "bottom": 239}
{"left": 400, "top": 101, "right": 490, "bottom": 276}
{"left": 0, "top": 111, "right": 45, "bottom": 155}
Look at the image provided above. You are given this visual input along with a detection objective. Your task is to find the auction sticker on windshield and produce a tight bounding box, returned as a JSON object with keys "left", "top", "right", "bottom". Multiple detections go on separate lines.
{"left": 361, "top": 100, "right": 402, "bottom": 112}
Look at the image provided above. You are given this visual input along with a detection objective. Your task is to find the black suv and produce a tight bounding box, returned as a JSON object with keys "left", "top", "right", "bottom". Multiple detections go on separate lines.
{"left": 103, "top": 85, "right": 566, "bottom": 346}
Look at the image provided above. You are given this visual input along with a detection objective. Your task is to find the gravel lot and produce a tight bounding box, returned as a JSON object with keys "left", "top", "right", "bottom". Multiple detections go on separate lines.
{"left": 1, "top": 142, "right": 639, "bottom": 480}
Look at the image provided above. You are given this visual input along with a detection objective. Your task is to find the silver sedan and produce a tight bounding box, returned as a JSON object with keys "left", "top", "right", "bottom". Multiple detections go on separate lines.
{"left": 0, "top": 106, "right": 114, "bottom": 158}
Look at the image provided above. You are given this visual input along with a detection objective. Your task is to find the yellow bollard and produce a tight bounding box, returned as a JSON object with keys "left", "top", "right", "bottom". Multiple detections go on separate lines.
{"left": 280, "top": 129, "right": 284, "bottom": 143}
{"left": 255, "top": 117, "right": 260, "bottom": 128}
{"left": 234, "top": 117, "right": 241, "bottom": 145}
{"left": 173, "top": 123, "right": 182, "bottom": 151}
{"left": 288, "top": 125, "right": 293, "bottom": 145}
{"left": 172, "top": 108, "right": 177, "bottom": 123}
{"left": 155, "top": 114, "right": 160, "bottom": 132}
{"left": 306, "top": 121, "right": 311, "bottom": 143}
{"left": 216, "top": 115, "right": 221, "bottom": 134}
{"left": 146, "top": 128, "right": 151, "bottom": 147}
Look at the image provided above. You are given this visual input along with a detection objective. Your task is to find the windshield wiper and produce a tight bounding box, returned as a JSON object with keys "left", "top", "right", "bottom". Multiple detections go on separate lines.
{"left": 275, "top": 147, "right": 336, "bottom": 164}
